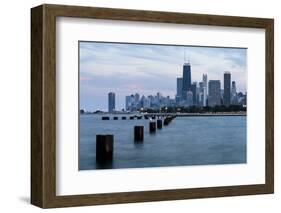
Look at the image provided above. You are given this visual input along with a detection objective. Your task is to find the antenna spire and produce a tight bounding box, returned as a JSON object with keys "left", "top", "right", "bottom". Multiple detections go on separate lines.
{"left": 184, "top": 49, "right": 191, "bottom": 65}
{"left": 183, "top": 48, "right": 190, "bottom": 64}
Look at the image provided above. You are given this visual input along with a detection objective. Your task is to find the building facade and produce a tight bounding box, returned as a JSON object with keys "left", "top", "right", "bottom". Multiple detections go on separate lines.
{"left": 125, "top": 95, "right": 131, "bottom": 111}
{"left": 108, "top": 92, "right": 115, "bottom": 113}
{"left": 198, "top": 82, "right": 204, "bottom": 106}
{"left": 182, "top": 63, "right": 191, "bottom": 100}
{"left": 208, "top": 80, "right": 221, "bottom": 107}
{"left": 231, "top": 81, "right": 238, "bottom": 105}
{"left": 202, "top": 74, "right": 208, "bottom": 106}
{"left": 177, "top": 77, "right": 183, "bottom": 99}
{"left": 134, "top": 93, "right": 140, "bottom": 105}
{"left": 191, "top": 82, "right": 197, "bottom": 105}
{"left": 186, "top": 91, "right": 193, "bottom": 106}
{"left": 223, "top": 72, "right": 231, "bottom": 106}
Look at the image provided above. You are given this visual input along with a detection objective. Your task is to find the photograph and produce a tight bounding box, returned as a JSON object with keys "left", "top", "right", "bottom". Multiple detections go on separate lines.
{"left": 79, "top": 41, "right": 247, "bottom": 170}
{"left": 30, "top": 4, "right": 274, "bottom": 208}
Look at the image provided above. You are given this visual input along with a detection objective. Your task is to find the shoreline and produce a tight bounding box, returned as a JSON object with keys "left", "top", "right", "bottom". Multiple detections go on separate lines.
{"left": 82, "top": 112, "right": 247, "bottom": 117}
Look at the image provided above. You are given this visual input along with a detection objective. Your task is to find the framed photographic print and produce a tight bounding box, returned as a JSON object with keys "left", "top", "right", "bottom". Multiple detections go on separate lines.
{"left": 31, "top": 4, "right": 274, "bottom": 208}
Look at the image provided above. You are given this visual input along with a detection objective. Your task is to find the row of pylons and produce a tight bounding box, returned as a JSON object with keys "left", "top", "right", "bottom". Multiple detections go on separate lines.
{"left": 96, "top": 115, "right": 177, "bottom": 165}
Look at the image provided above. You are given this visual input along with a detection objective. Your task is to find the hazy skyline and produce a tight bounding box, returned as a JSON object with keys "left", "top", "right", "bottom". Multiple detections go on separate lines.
{"left": 79, "top": 41, "right": 247, "bottom": 111}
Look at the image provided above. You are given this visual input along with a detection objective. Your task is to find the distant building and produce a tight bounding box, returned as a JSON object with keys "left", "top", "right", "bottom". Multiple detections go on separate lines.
{"left": 198, "top": 82, "right": 204, "bottom": 106}
{"left": 208, "top": 80, "right": 221, "bottom": 107}
{"left": 125, "top": 95, "right": 135, "bottom": 111}
{"left": 177, "top": 77, "right": 183, "bottom": 99}
{"left": 221, "top": 89, "right": 224, "bottom": 98}
{"left": 143, "top": 97, "right": 151, "bottom": 108}
{"left": 148, "top": 95, "right": 154, "bottom": 106}
{"left": 182, "top": 62, "right": 191, "bottom": 100}
{"left": 199, "top": 82, "right": 204, "bottom": 92}
{"left": 202, "top": 74, "right": 208, "bottom": 106}
{"left": 135, "top": 93, "right": 140, "bottom": 107}
{"left": 237, "top": 92, "right": 247, "bottom": 105}
{"left": 108, "top": 92, "right": 115, "bottom": 113}
{"left": 125, "top": 92, "right": 177, "bottom": 111}
{"left": 203, "top": 74, "right": 208, "bottom": 94}
{"left": 175, "top": 95, "right": 181, "bottom": 105}
{"left": 231, "top": 81, "right": 236, "bottom": 96}
{"left": 186, "top": 91, "right": 193, "bottom": 106}
{"left": 125, "top": 96, "right": 131, "bottom": 110}
{"left": 223, "top": 72, "right": 231, "bottom": 106}
{"left": 156, "top": 92, "right": 161, "bottom": 101}
{"left": 191, "top": 82, "right": 197, "bottom": 105}
{"left": 165, "top": 96, "right": 171, "bottom": 106}
{"left": 130, "top": 94, "right": 135, "bottom": 109}
{"left": 231, "top": 81, "right": 238, "bottom": 105}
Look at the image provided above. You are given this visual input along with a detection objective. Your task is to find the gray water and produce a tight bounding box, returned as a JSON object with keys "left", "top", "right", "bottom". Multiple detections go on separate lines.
{"left": 79, "top": 115, "right": 246, "bottom": 170}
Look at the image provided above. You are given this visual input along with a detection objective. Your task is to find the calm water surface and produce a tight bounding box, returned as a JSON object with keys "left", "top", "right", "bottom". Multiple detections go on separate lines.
{"left": 79, "top": 115, "right": 246, "bottom": 170}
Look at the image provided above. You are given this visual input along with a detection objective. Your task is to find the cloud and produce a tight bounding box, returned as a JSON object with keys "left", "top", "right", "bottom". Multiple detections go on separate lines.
{"left": 79, "top": 42, "right": 247, "bottom": 111}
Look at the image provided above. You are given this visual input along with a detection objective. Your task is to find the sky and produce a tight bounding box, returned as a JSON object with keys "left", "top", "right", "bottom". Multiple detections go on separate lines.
{"left": 79, "top": 41, "right": 247, "bottom": 111}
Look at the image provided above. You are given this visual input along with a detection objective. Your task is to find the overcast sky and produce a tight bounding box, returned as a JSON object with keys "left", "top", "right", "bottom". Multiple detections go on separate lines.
{"left": 79, "top": 41, "right": 247, "bottom": 111}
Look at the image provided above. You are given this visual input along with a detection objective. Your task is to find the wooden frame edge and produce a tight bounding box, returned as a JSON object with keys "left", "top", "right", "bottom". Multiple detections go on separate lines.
{"left": 265, "top": 19, "right": 274, "bottom": 194}
{"left": 31, "top": 5, "right": 44, "bottom": 208}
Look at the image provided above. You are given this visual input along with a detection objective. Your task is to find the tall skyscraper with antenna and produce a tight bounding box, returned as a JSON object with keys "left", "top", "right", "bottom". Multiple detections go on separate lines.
{"left": 182, "top": 50, "right": 191, "bottom": 100}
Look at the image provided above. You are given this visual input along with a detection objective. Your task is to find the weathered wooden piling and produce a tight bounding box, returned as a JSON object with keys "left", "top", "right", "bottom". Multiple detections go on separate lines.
{"left": 96, "top": 135, "right": 114, "bottom": 164}
{"left": 121, "top": 116, "right": 126, "bottom": 120}
{"left": 134, "top": 126, "right": 144, "bottom": 142}
{"left": 102, "top": 116, "right": 110, "bottom": 120}
{"left": 149, "top": 122, "right": 156, "bottom": 133}
{"left": 163, "top": 117, "right": 167, "bottom": 125}
{"left": 163, "top": 115, "right": 176, "bottom": 125}
{"left": 157, "top": 119, "right": 162, "bottom": 129}
{"left": 113, "top": 116, "right": 118, "bottom": 120}
{"left": 163, "top": 117, "right": 171, "bottom": 125}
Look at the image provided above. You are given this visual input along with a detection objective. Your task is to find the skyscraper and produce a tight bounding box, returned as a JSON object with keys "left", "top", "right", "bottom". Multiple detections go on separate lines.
{"left": 177, "top": 77, "right": 183, "bottom": 98}
{"left": 135, "top": 93, "right": 140, "bottom": 106}
{"left": 186, "top": 91, "right": 193, "bottom": 106}
{"left": 223, "top": 72, "right": 231, "bottom": 106}
{"left": 156, "top": 92, "right": 162, "bottom": 106}
{"left": 130, "top": 94, "right": 135, "bottom": 108}
{"left": 182, "top": 62, "right": 191, "bottom": 100}
{"left": 198, "top": 82, "right": 204, "bottom": 106}
{"left": 108, "top": 92, "right": 115, "bottom": 113}
{"left": 125, "top": 95, "right": 131, "bottom": 111}
{"left": 191, "top": 82, "right": 197, "bottom": 105}
{"left": 231, "top": 81, "right": 237, "bottom": 97}
{"left": 231, "top": 81, "right": 238, "bottom": 105}
{"left": 203, "top": 74, "right": 208, "bottom": 94}
{"left": 202, "top": 74, "right": 208, "bottom": 106}
{"left": 208, "top": 80, "right": 221, "bottom": 107}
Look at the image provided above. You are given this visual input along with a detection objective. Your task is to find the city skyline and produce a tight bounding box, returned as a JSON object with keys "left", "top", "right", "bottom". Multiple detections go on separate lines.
{"left": 80, "top": 41, "right": 247, "bottom": 111}
{"left": 124, "top": 70, "right": 246, "bottom": 112}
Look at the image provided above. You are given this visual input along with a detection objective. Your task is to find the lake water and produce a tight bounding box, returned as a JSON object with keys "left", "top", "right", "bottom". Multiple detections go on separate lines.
{"left": 79, "top": 114, "right": 246, "bottom": 170}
